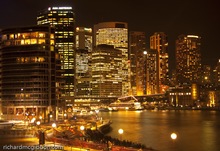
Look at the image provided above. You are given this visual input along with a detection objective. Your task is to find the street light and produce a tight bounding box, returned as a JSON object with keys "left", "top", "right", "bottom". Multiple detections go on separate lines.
{"left": 36, "top": 121, "right": 44, "bottom": 145}
{"left": 52, "top": 123, "right": 57, "bottom": 149}
{"left": 39, "top": 115, "right": 42, "bottom": 120}
{"left": 52, "top": 123, "right": 56, "bottom": 129}
{"left": 80, "top": 125, "right": 85, "bottom": 140}
{"left": 118, "top": 128, "right": 124, "bottom": 140}
{"left": 80, "top": 125, "right": 85, "bottom": 131}
{"left": 171, "top": 132, "right": 177, "bottom": 140}
{"left": 80, "top": 125, "right": 85, "bottom": 149}
{"left": 64, "top": 113, "right": 67, "bottom": 120}
{"left": 36, "top": 121, "right": 40, "bottom": 129}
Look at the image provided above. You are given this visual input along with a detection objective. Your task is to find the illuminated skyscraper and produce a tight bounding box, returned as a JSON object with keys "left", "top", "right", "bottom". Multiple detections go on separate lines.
{"left": 92, "top": 44, "right": 122, "bottom": 97}
{"left": 75, "top": 27, "right": 92, "bottom": 98}
{"left": 143, "top": 49, "right": 160, "bottom": 95}
{"left": 200, "top": 65, "right": 212, "bottom": 84}
{"left": 37, "top": 7, "right": 75, "bottom": 107}
{"left": 213, "top": 59, "right": 220, "bottom": 86}
{"left": 94, "top": 22, "right": 129, "bottom": 96}
{"left": 129, "top": 31, "right": 147, "bottom": 95}
{"left": 150, "top": 32, "right": 169, "bottom": 92}
{"left": 176, "top": 34, "right": 202, "bottom": 84}
{"left": 75, "top": 27, "right": 93, "bottom": 52}
{"left": 0, "top": 26, "right": 60, "bottom": 119}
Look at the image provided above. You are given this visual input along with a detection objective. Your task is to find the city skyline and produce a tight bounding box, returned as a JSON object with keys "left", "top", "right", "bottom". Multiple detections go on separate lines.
{"left": 0, "top": 0, "right": 220, "bottom": 70}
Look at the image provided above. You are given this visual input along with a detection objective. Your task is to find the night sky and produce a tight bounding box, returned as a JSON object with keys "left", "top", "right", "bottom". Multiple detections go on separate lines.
{"left": 0, "top": 0, "right": 220, "bottom": 71}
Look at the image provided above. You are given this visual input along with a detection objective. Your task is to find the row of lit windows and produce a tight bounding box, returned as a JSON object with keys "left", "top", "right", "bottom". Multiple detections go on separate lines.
{"left": 16, "top": 57, "right": 45, "bottom": 63}
{"left": 3, "top": 40, "right": 54, "bottom": 49}
{"left": 2, "top": 32, "right": 53, "bottom": 40}
{"left": 170, "top": 92, "right": 191, "bottom": 95}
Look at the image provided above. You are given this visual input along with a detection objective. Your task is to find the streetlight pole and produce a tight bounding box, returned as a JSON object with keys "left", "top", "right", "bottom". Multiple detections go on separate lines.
{"left": 118, "top": 128, "right": 124, "bottom": 140}
{"left": 80, "top": 125, "right": 85, "bottom": 150}
{"left": 52, "top": 123, "right": 57, "bottom": 150}
{"left": 36, "top": 121, "right": 40, "bottom": 129}
{"left": 80, "top": 125, "right": 85, "bottom": 139}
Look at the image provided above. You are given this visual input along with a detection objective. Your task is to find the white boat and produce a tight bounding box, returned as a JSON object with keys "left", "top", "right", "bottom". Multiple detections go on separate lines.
{"left": 109, "top": 100, "right": 143, "bottom": 111}
{"left": 0, "top": 120, "right": 14, "bottom": 129}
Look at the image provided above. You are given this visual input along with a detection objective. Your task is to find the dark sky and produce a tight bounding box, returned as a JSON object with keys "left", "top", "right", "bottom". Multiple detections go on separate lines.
{"left": 0, "top": 0, "right": 220, "bottom": 71}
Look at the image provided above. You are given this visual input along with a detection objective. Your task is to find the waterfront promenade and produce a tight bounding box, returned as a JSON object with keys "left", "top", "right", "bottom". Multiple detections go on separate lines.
{"left": 0, "top": 121, "right": 154, "bottom": 151}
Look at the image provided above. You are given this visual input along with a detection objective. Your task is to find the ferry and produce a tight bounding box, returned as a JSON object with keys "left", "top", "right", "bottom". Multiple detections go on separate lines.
{"left": 0, "top": 120, "right": 14, "bottom": 129}
{"left": 108, "top": 100, "right": 143, "bottom": 111}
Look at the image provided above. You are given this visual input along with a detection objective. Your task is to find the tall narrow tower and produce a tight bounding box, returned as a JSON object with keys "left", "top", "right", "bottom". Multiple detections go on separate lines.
{"left": 129, "top": 31, "right": 147, "bottom": 95}
{"left": 75, "top": 27, "right": 93, "bottom": 98}
{"left": 176, "top": 34, "right": 202, "bottom": 85}
{"left": 37, "top": 6, "right": 75, "bottom": 107}
{"left": 150, "top": 32, "right": 169, "bottom": 93}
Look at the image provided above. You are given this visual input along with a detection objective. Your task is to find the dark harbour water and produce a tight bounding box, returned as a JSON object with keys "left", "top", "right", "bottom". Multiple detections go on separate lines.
{"left": 99, "top": 110, "right": 220, "bottom": 151}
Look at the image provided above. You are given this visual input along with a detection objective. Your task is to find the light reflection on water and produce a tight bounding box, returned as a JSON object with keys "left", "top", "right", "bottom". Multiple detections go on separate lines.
{"left": 100, "top": 110, "right": 220, "bottom": 151}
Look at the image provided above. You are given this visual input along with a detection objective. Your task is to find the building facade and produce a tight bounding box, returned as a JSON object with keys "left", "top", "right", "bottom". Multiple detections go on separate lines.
{"left": 175, "top": 35, "right": 202, "bottom": 85}
{"left": 0, "top": 26, "right": 61, "bottom": 120}
{"left": 213, "top": 59, "right": 220, "bottom": 86}
{"left": 74, "top": 27, "right": 93, "bottom": 104}
{"left": 200, "top": 65, "right": 212, "bottom": 84}
{"left": 93, "top": 22, "right": 129, "bottom": 96}
{"left": 143, "top": 49, "right": 160, "bottom": 95}
{"left": 91, "top": 44, "right": 122, "bottom": 98}
{"left": 75, "top": 27, "right": 93, "bottom": 52}
{"left": 37, "top": 6, "right": 75, "bottom": 107}
{"left": 129, "top": 31, "right": 147, "bottom": 95}
{"left": 150, "top": 32, "right": 169, "bottom": 92}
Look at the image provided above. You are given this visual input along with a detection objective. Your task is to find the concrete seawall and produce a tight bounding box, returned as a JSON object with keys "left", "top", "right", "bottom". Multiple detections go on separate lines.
{"left": 0, "top": 129, "right": 35, "bottom": 138}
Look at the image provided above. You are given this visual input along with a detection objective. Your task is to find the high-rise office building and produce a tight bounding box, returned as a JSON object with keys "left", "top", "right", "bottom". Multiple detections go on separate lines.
{"left": 75, "top": 27, "right": 92, "bottom": 98}
{"left": 150, "top": 32, "right": 169, "bottom": 92}
{"left": 92, "top": 44, "right": 122, "bottom": 97}
{"left": 37, "top": 6, "right": 75, "bottom": 107}
{"left": 213, "top": 59, "right": 220, "bottom": 86}
{"left": 0, "top": 26, "right": 60, "bottom": 120}
{"left": 142, "top": 49, "right": 160, "bottom": 95}
{"left": 75, "top": 27, "right": 92, "bottom": 52}
{"left": 129, "top": 31, "right": 147, "bottom": 95}
{"left": 176, "top": 35, "right": 202, "bottom": 84}
{"left": 93, "top": 22, "right": 129, "bottom": 96}
{"left": 201, "top": 65, "right": 212, "bottom": 84}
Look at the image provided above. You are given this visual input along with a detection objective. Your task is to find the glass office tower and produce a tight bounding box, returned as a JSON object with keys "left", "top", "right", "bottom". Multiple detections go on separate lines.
{"left": 176, "top": 35, "right": 202, "bottom": 85}
{"left": 75, "top": 27, "right": 92, "bottom": 98}
{"left": 129, "top": 31, "right": 147, "bottom": 95}
{"left": 94, "top": 22, "right": 129, "bottom": 96}
{"left": 150, "top": 32, "right": 169, "bottom": 92}
{"left": 37, "top": 6, "right": 75, "bottom": 107}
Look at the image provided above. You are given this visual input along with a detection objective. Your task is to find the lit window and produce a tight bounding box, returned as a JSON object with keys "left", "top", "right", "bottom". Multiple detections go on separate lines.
{"left": 39, "top": 39, "right": 45, "bottom": 44}
{"left": 50, "top": 34, "right": 54, "bottom": 39}
{"left": 25, "top": 39, "right": 30, "bottom": 44}
{"left": 20, "top": 40, "right": 25, "bottom": 45}
{"left": 10, "top": 34, "right": 14, "bottom": 39}
{"left": 31, "top": 39, "right": 37, "bottom": 44}
{"left": 39, "top": 33, "right": 45, "bottom": 38}
{"left": 50, "top": 40, "right": 54, "bottom": 45}
{"left": 50, "top": 46, "right": 54, "bottom": 51}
